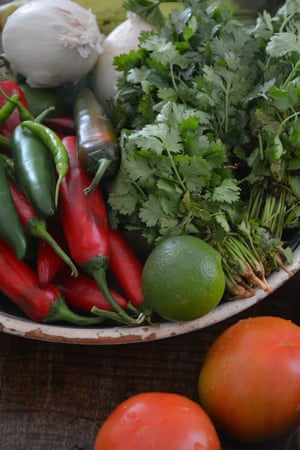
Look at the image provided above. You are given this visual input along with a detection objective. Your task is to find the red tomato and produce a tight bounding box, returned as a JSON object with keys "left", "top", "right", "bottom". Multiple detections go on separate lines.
{"left": 198, "top": 316, "right": 300, "bottom": 444}
{"left": 94, "top": 392, "right": 221, "bottom": 450}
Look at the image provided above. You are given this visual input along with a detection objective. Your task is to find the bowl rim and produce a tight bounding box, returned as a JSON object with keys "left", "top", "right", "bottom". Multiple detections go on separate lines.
{"left": 0, "top": 246, "right": 299, "bottom": 345}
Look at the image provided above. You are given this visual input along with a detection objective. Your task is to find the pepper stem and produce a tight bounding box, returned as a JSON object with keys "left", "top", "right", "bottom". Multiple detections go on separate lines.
{"left": 45, "top": 295, "right": 105, "bottom": 325}
{"left": 84, "top": 158, "right": 112, "bottom": 195}
{"left": 55, "top": 174, "right": 63, "bottom": 209}
{"left": 91, "top": 267, "right": 146, "bottom": 326}
{"left": 27, "top": 217, "right": 78, "bottom": 277}
{"left": 0, "top": 133, "right": 11, "bottom": 149}
{"left": 34, "top": 106, "right": 56, "bottom": 124}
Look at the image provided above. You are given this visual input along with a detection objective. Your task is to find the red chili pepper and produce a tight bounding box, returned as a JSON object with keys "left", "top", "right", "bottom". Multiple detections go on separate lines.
{"left": 37, "top": 239, "right": 66, "bottom": 286}
{"left": 59, "top": 136, "right": 145, "bottom": 326}
{"left": 8, "top": 179, "right": 78, "bottom": 278}
{"left": 55, "top": 270, "right": 128, "bottom": 313}
{"left": 36, "top": 222, "right": 68, "bottom": 286}
{"left": 0, "top": 80, "right": 29, "bottom": 137}
{"left": 108, "top": 229, "right": 145, "bottom": 307}
{"left": 0, "top": 236, "right": 103, "bottom": 324}
{"left": 43, "top": 117, "right": 75, "bottom": 136}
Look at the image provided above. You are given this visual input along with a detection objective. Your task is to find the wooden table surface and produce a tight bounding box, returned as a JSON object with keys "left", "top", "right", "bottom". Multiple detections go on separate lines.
{"left": 0, "top": 271, "right": 299, "bottom": 450}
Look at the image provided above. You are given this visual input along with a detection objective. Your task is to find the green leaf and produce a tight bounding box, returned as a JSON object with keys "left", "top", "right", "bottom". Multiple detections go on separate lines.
{"left": 268, "top": 85, "right": 299, "bottom": 110}
{"left": 265, "top": 135, "right": 284, "bottom": 161}
{"left": 123, "top": 152, "right": 155, "bottom": 182}
{"left": 177, "top": 155, "right": 210, "bottom": 192}
{"left": 266, "top": 32, "right": 300, "bottom": 57}
{"left": 142, "top": 35, "right": 188, "bottom": 68}
{"left": 289, "top": 175, "right": 300, "bottom": 199}
{"left": 214, "top": 211, "right": 231, "bottom": 233}
{"left": 124, "top": 0, "right": 166, "bottom": 28}
{"left": 212, "top": 178, "right": 240, "bottom": 204}
{"left": 128, "top": 122, "right": 183, "bottom": 154}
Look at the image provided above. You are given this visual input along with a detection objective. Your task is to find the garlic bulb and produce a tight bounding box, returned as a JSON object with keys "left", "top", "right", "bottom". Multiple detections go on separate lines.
{"left": 92, "top": 12, "right": 154, "bottom": 114}
{"left": 2, "top": 0, "right": 104, "bottom": 87}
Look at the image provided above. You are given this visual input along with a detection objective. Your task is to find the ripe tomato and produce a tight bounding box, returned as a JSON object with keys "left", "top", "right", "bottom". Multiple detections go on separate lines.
{"left": 94, "top": 392, "right": 221, "bottom": 450}
{"left": 198, "top": 316, "right": 300, "bottom": 444}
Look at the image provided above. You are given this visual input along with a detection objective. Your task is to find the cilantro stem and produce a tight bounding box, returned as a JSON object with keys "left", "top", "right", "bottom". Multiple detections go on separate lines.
{"left": 224, "top": 82, "right": 230, "bottom": 135}
{"left": 283, "top": 61, "right": 300, "bottom": 88}
{"left": 248, "top": 184, "right": 288, "bottom": 239}
{"left": 222, "top": 234, "right": 271, "bottom": 292}
{"left": 165, "top": 145, "right": 186, "bottom": 192}
{"left": 278, "top": 110, "right": 300, "bottom": 135}
{"left": 222, "top": 258, "right": 256, "bottom": 299}
{"left": 279, "top": 12, "right": 296, "bottom": 33}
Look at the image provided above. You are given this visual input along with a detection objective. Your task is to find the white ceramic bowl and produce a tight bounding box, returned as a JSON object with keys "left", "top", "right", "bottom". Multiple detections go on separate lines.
{"left": 0, "top": 246, "right": 299, "bottom": 345}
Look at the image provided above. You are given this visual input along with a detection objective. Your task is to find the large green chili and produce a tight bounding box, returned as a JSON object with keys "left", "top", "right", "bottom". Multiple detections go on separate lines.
{"left": 11, "top": 124, "right": 56, "bottom": 217}
{"left": 20, "top": 120, "right": 69, "bottom": 207}
{"left": 0, "top": 156, "right": 27, "bottom": 259}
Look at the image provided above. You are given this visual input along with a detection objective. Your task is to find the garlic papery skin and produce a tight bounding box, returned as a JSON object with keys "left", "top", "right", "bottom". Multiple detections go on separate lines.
{"left": 92, "top": 12, "right": 154, "bottom": 114}
{"left": 2, "top": 0, "right": 105, "bottom": 87}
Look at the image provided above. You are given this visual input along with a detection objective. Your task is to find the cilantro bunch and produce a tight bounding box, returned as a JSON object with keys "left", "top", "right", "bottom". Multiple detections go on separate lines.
{"left": 107, "top": 0, "right": 300, "bottom": 298}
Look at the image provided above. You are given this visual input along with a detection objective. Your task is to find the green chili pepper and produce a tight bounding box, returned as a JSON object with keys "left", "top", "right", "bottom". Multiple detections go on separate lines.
{"left": 21, "top": 121, "right": 69, "bottom": 207}
{"left": 0, "top": 93, "right": 19, "bottom": 126}
{"left": 0, "top": 87, "right": 34, "bottom": 121}
{"left": 11, "top": 124, "right": 56, "bottom": 217}
{"left": 0, "top": 156, "right": 27, "bottom": 260}
{"left": 0, "top": 153, "right": 15, "bottom": 182}
{"left": 0, "top": 133, "right": 11, "bottom": 150}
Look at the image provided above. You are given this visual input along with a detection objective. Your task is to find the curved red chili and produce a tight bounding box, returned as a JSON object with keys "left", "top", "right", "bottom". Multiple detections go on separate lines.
{"left": 108, "top": 228, "right": 145, "bottom": 307}
{"left": 55, "top": 271, "right": 128, "bottom": 313}
{"left": 37, "top": 239, "right": 66, "bottom": 287}
{"left": 43, "top": 117, "right": 75, "bottom": 136}
{"left": 0, "top": 237, "right": 102, "bottom": 325}
{"left": 59, "top": 136, "right": 109, "bottom": 266}
{"left": 59, "top": 136, "right": 145, "bottom": 326}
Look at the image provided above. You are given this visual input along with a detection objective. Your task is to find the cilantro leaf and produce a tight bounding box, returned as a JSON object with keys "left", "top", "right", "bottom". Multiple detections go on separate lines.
{"left": 212, "top": 178, "right": 240, "bottom": 204}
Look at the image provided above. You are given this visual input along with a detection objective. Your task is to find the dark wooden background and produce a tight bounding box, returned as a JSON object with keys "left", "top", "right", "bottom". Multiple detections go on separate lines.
{"left": 0, "top": 270, "right": 299, "bottom": 450}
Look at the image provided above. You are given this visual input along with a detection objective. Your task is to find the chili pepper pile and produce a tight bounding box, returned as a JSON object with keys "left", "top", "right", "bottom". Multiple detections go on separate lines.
{"left": 0, "top": 79, "right": 146, "bottom": 327}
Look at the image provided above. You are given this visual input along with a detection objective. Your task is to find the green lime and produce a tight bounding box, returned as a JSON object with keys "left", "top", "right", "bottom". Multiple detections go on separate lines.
{"left": 142, "top": 235, "right": 226, "bottom": 322}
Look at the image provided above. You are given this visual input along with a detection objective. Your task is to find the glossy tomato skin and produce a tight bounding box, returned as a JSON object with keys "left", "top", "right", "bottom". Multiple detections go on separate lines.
{"left": 94, "top": 392, "right": 221, "bottom": 450}
{"left": 198, "top": 316, "right": 300, "bottom": 444}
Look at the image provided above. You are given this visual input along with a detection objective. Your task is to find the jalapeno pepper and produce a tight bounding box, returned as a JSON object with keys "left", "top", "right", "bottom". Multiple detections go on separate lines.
{"left": 58, "top": 136, "right": 145, "bottom": 326}
{"left": 0, "top": 156, "right": 27, "bottom": 259}
{"left": 11, "top": 124, "right": 56, "bottom": 217}
{"left": 74, "top": 87, "right": 120, "bottom": 195}
{"left": 0, "top": 236, "right": 104, "bottom": 324}
{"left": 20, "top": 120, "right": 69, "bottom": 207}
